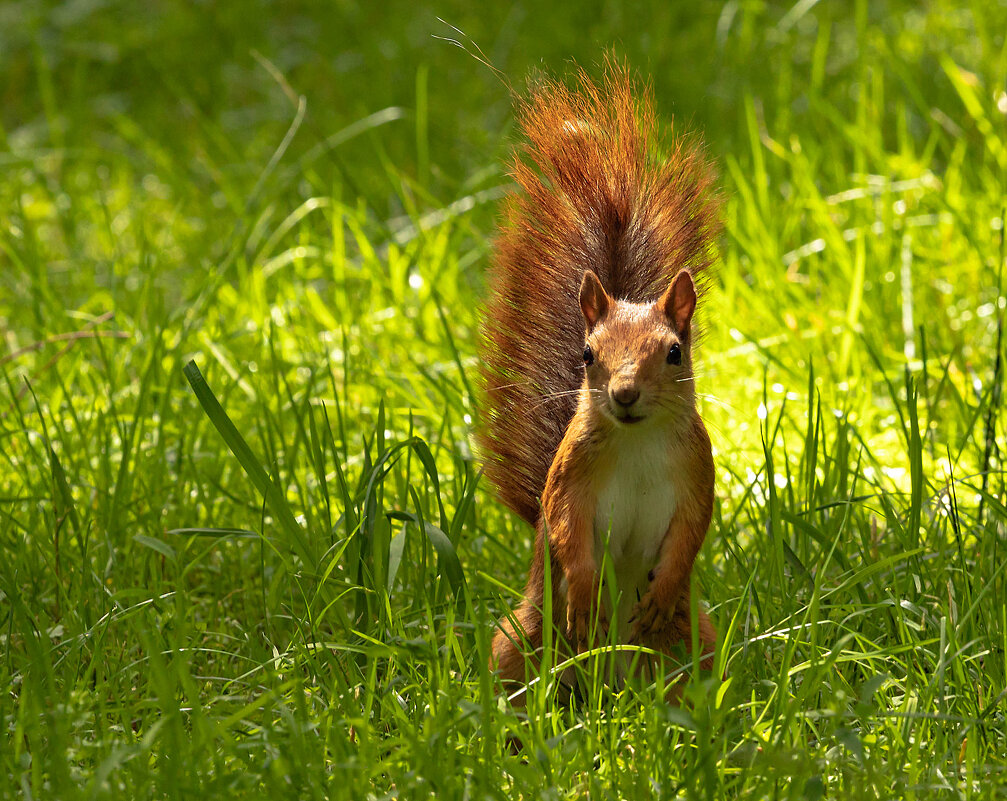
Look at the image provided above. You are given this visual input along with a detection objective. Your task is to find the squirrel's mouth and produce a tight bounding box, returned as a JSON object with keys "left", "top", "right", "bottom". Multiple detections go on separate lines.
{"left": 614, "top": 412, "right": 646, "bottom": 425}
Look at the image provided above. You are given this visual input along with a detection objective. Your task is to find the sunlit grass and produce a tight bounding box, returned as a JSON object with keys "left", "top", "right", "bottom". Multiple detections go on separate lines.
{"left": 2, "top": 1, "right": 1006, "bottom": 798}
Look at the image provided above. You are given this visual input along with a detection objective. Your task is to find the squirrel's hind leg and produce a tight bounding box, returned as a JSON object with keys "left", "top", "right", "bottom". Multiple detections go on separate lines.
{"left": 630, "top": 587, "right": 718, "bottom": 700}
{"left": 490, "top": 603, "right": 543, "bottom": 707}
{"left": 682, "top": 603, "right": 717, "bottom": 673}
{"left": 490, "top": 601, "right": 578, "bottom": 707}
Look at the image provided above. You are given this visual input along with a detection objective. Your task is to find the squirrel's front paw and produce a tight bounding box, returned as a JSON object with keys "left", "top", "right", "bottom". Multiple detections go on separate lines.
{"left": 629, "top": 592, "right": 673, "bottom": 644}
{"left": 567, "top": 604, "right": 609, "bottom": 652}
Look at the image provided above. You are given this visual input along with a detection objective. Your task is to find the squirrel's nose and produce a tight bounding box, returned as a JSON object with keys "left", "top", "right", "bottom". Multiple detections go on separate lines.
{"left": 611, "top": 385, "right": 640, "bottom": 407}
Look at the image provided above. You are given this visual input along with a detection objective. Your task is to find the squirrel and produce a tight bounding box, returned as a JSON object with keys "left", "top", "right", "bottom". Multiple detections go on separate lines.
{"left": 478, "top": 65, "right": 721, "bottom": 700}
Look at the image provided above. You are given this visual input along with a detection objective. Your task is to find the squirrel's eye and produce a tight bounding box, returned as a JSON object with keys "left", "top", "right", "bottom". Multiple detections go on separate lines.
{"left": 667, "top": 343, "right": 682, "bottom": 365}
{"left": 583, "top": 345, "right": 594, "bottom": 366}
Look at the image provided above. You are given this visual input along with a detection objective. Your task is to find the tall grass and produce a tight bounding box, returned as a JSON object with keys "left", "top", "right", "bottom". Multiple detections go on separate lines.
{"left": 1, "top": 1, "right": 1005, "bottom": 798}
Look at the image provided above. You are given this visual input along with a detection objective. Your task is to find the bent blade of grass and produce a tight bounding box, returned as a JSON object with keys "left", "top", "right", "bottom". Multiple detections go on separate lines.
{"left": 401, "top": 490, "right": 467, "bottom": 600}
{"left": 165, "top": 526, "right": 260, "bottom": 538}
{"left": 133, "top": 534, "right": 176, "bottom": 562}
{"left": 182, "top": 359, "right": 315, "bottom": 568}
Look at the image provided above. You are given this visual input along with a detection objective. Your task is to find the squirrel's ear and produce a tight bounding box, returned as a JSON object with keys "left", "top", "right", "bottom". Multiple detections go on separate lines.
{"left": 660, "top": 269, "right": 696, "bottom": 336}
{"left": 580, "top": 270, "right": 611, "bottom": 329}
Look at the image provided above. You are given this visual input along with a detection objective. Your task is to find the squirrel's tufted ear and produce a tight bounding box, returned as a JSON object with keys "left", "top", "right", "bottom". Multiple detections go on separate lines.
{"left": 579, "top": 270, "right": 611, "bottom": 330}
{"left": 660, "top": 269, "right": 696, "bottom": 337}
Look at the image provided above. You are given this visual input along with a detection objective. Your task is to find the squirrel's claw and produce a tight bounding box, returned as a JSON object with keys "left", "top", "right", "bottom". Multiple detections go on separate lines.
{"left": 567, "top": 604, "right": 608, "bottom": 652}
{"left": 629, "top": 592, "right": 673, "bottom": 644}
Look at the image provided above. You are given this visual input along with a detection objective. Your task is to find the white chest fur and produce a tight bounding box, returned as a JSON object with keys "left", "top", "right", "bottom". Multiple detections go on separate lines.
{"left": 593, "top": 430, "right": 681, "bottom": 636}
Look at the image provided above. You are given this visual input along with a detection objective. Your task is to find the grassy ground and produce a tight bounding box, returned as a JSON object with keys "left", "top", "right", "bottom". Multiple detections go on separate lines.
{"left": 2, "top": 1, "right": 1006, "bottom": 798}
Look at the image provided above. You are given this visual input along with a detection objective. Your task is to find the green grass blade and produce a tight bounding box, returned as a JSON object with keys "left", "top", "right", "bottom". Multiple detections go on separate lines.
{"left": 182, "top": 359, "right": 315, "bottom": 567}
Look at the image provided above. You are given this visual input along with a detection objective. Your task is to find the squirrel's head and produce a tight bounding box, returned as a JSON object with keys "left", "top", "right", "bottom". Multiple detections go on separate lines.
{"left": 579, "top": 269, "right": 697, "bottom": 428}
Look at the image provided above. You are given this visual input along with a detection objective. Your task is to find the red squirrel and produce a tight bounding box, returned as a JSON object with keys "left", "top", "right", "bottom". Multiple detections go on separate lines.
{"left": 478, "top": 66, "right": 720, "bottom": 698}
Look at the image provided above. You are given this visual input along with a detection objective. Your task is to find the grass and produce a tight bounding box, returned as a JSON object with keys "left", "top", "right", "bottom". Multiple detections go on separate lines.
{"left": 1, "top": 0, "right": 1006, "bottom": 798}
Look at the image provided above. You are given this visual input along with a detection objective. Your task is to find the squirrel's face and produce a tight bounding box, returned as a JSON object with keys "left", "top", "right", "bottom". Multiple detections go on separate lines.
{"left": 579, "top": 269, "right": 697, "bottom": 427}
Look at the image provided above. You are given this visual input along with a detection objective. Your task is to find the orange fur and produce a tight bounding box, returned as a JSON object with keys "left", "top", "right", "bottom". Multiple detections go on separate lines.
{"left": 480, "top": 65, "right": 720, "bottom": 699}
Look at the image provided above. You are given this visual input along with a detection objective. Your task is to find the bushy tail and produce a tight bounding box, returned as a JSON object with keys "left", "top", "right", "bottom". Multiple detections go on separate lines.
{"left": 478, "top": 64, "right": 720, "bottom": 525}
